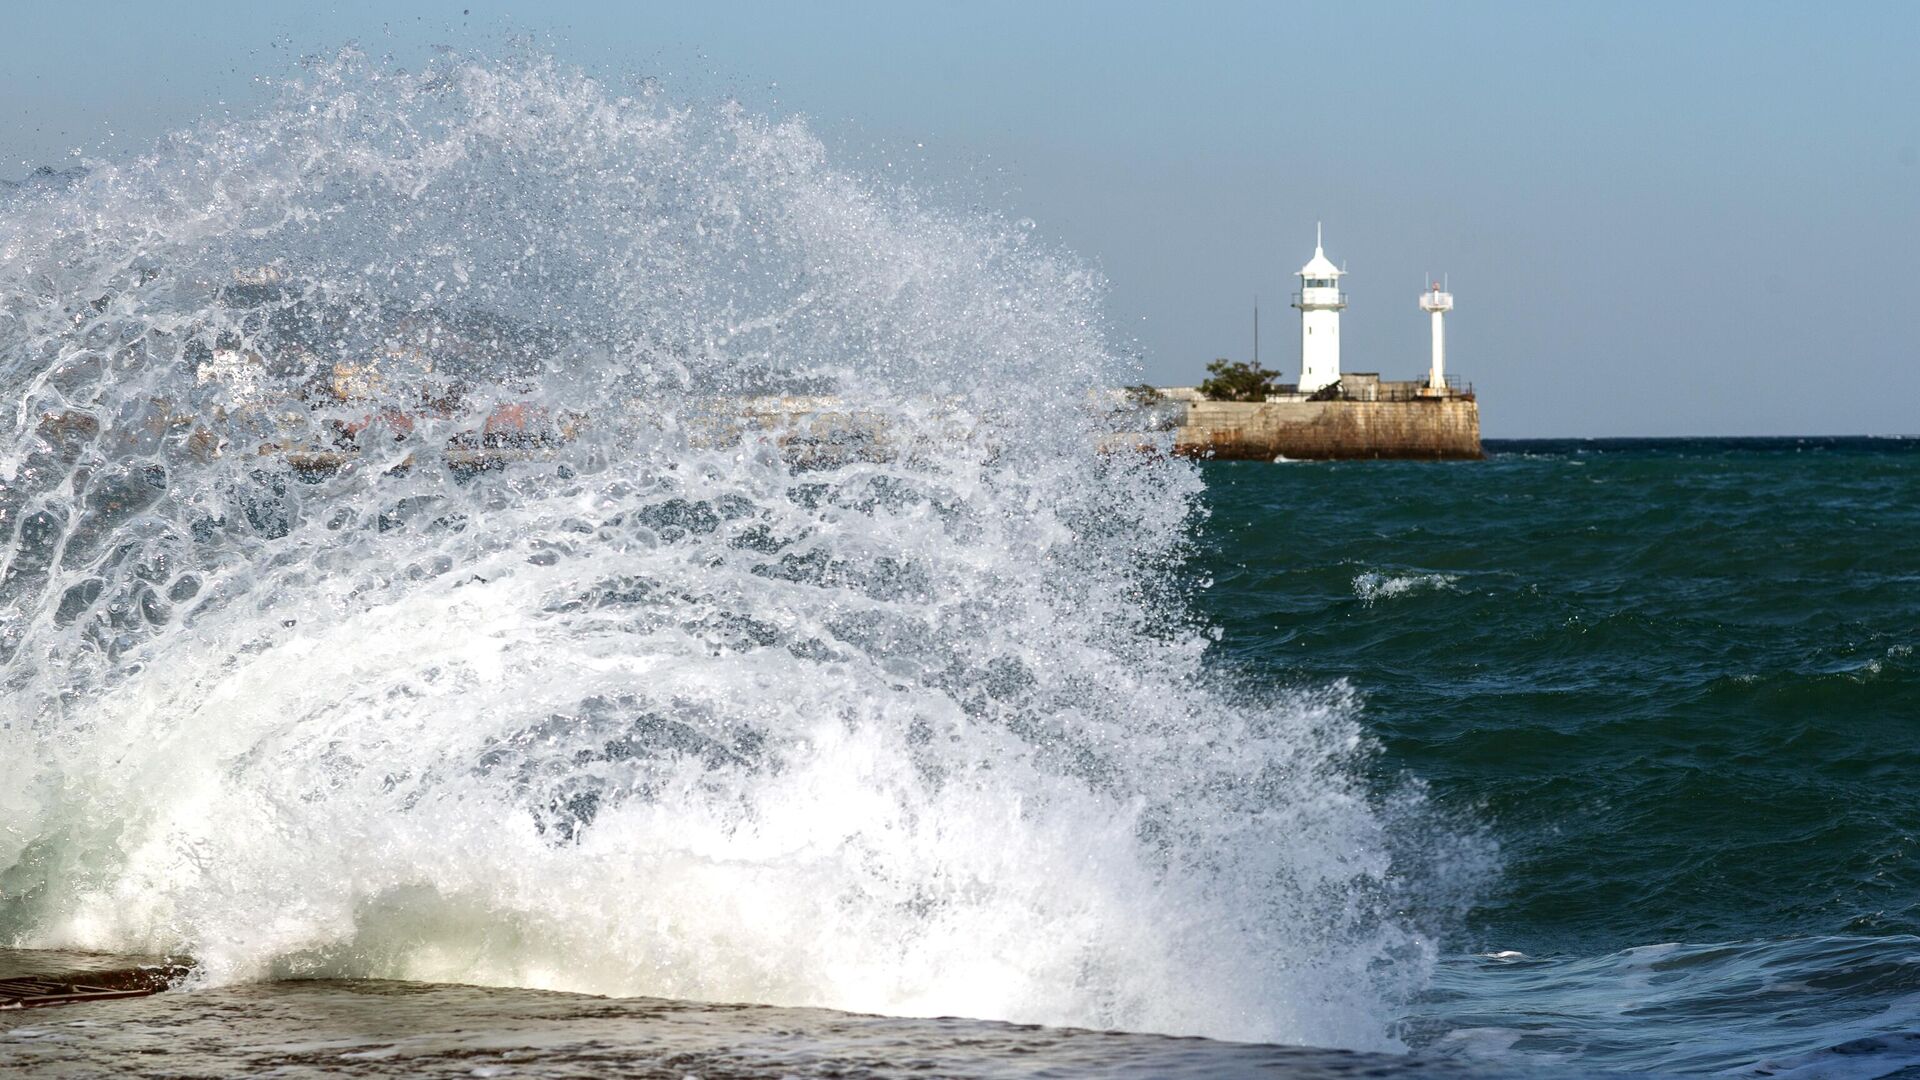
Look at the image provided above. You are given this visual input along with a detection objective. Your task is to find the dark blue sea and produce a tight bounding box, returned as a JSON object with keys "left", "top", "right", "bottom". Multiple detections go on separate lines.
{"left": 1195, "top": 437, "right": 1920, "bottom": 1074}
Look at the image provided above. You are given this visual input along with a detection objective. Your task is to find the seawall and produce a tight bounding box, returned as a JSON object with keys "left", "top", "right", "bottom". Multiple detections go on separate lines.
{"left": 1172, "top": 398, "right": 1482, "bottom": 461}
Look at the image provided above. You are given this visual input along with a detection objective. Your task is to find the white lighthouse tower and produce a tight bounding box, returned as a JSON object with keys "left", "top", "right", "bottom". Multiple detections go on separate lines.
{"left": 1418, "top": 279, "right": 1454, "bottom": 394}
{"left": 1292, "top": 225, "right": 1347, "bottom": 394}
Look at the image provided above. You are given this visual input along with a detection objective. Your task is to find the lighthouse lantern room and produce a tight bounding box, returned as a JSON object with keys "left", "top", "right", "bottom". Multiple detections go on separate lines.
{"left": 1292, "top": 225, "right": 1347, "bottom": 394}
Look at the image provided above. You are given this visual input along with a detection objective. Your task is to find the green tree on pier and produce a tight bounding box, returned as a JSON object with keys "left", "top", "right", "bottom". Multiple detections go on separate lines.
{"left": 1198, "top": 358, "right": 1280, "bottom": 402}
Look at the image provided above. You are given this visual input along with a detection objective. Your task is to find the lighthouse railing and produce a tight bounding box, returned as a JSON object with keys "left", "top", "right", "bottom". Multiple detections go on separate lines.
{"left": 1290, "top": 289, "right": 1348, "bottom": 309}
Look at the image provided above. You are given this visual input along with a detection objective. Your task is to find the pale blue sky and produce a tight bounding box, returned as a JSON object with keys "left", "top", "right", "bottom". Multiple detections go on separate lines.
{"left": 6, "top": 1, "right": 1916, "bottom": 436}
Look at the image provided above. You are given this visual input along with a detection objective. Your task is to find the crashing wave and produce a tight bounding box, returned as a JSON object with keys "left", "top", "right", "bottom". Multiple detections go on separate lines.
{"left": 0, "top": 49, "right": 1479, "bottom": 1050}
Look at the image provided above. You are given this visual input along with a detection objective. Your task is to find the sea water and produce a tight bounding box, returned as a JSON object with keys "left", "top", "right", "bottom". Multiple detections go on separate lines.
{"left": 3, "top": 50, "right": 1918, "bottom": 1077}
{"left": 1198, "top": 440, "right": 1920, "bottom": 1074}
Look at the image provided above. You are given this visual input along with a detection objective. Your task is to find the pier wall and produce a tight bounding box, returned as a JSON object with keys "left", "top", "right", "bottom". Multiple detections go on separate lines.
{"left": 1172, "top": 398, "right": 1482, "bottom": 461}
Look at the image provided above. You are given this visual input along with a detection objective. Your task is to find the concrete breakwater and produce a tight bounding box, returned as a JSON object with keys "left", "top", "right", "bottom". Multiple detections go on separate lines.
{"left": 718, "top": 392, "right": 1484, "bottom": 464}
{"left": 724, "top": 392, "right": 1484, "bottom": 463}
{"left": 1171, "top": 397, "right": 1482, "bottom": 461}
{"left": 0, "top": 963, "right": 1498, "bottom": 1078}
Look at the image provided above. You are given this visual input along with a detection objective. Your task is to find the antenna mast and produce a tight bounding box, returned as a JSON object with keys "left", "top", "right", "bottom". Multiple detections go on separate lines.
{"left": 1253, "top": 295, "right": 1260, "bottom": 365}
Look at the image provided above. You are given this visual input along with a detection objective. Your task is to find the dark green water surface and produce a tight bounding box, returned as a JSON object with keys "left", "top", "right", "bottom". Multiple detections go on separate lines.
{"left": 1191, "top": 438, "right": 1920, "bottom": 1072}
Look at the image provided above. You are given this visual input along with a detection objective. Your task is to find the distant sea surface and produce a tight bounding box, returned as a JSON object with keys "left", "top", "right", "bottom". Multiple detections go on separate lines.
{"left": 1194, "top": 437, "right": 1920, "bottom": 1075}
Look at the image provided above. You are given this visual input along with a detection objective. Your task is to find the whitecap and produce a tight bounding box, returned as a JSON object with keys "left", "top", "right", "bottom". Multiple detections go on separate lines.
{"left": 1353, "top": 571, "right": 1459, "bottom": 604}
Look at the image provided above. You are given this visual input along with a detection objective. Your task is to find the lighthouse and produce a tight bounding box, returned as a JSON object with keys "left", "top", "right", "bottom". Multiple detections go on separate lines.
{"left": 1418, "top": 279, "right": 1454, "bottom": 393}
{"left": 1292, "top": 225, "right": 1347, "bottom": 394}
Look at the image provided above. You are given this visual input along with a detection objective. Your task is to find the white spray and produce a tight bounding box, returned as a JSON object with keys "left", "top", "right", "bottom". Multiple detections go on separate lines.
{"left": 0, "top": 52, "right": 1478, "bottom": 1051}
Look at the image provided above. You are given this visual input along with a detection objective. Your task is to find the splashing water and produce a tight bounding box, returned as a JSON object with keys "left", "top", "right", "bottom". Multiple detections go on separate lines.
{"left": 0, "top": 51, "right": 1473, "bottom": 1051}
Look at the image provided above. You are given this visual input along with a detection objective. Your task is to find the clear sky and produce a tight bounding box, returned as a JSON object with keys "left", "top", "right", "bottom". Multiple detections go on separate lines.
{"left": 5, "top": 1, "right": 1916, "bottom": 436}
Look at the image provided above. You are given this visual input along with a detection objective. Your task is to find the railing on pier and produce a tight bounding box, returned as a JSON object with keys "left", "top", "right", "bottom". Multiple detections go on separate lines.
{"left": 1286, "top": 378, "right": 1473, "bottom": 403}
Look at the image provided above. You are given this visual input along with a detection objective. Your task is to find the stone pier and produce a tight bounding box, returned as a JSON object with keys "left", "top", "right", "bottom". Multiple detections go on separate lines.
{"left": 1170, "top": 397, "right": 1482, "bottom": 461}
